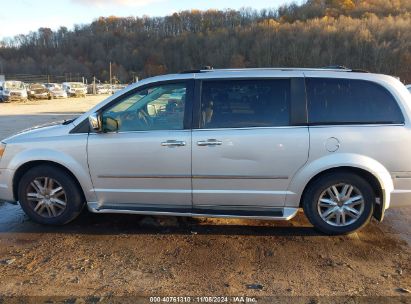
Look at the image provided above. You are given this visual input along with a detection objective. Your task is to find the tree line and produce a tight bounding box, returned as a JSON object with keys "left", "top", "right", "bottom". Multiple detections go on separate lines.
{"left": 1, "top": 0, "right": 411, "bottom": 83}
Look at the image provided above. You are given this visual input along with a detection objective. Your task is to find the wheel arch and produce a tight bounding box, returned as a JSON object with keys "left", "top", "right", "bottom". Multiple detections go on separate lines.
{"left": 286, "top": 153, "right": 394, "bottom": 222}
{"left": 299, "top": 166, "right": 385, "bottom": 221}
{"left": 13, "top": 160, "right": 86, "bottom": 203}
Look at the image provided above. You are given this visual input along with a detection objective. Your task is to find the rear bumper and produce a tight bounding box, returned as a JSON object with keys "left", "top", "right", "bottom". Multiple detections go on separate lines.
{"left": 0, "top": 169, "right": 16, "bottom": 203}
{"left": 390, "top": 190, "right": 411, "bottom": 208}
{"left": 389, "top": 176, "right": 411, "bottom": 208}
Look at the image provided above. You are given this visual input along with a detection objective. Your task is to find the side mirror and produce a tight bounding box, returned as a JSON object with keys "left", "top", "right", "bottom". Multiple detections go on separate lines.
{"left": 102, "top": 116, "right": 119, "bottom": 133}
{"left": 88, "top": 113, "right": 102, "bottom": 132}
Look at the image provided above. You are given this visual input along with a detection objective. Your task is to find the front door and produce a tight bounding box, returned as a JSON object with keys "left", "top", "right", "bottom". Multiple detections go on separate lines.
{"left": 87, "top": 80, "right": 193, "bottom": 212}
{"left": 192, "top": 77, "right": 309, "bottom": 214}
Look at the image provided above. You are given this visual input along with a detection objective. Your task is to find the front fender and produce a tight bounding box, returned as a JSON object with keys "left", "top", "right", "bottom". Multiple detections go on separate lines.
{"left": 286, "top": 153, "right": 393, "bottom": 210}
{"left": 7, "top": 147, "right": 96, "bottom": 203}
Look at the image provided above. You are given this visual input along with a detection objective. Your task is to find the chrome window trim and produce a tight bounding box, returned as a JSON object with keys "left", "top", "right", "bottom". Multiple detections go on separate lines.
{"left": 88, "top": 125, "right": 308, "bottom": 135}
{"left": 308, "top": 123, "right": 405, "bottom": 128}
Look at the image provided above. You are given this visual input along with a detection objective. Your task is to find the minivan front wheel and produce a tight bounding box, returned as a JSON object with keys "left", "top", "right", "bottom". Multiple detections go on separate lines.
{"left": 18, "top": 165, "right": 84, "bottom": 225}
{"left": 303, "top": 172, "right": 374, "bottom": 235}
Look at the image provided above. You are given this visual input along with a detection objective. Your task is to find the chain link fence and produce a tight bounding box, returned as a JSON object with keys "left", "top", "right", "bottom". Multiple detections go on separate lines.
{"left": 4, "top": 74, "right": 86, "bottom": 84}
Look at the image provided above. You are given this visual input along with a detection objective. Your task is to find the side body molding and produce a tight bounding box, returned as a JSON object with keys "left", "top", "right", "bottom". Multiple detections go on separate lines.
{"left": 286, "top": 153, "right": 394, "bottom": 210}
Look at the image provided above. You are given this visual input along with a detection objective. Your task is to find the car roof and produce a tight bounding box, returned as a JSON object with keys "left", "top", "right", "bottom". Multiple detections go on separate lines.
{"left": 141, "top": 68, "right": 394, "bottom": 83}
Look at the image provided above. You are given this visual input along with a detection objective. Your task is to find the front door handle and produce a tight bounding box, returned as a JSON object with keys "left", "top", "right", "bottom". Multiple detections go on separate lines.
{"left": 161, "top": 140, "right": 186, "bottom": 147}
{"left": 197, "top": 139, "right": 223, "bottom": 146}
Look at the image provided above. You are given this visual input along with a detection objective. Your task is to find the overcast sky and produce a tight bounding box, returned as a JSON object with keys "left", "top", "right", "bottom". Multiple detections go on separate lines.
{"left": 0, "top": 0, "right": 300, "bottom": 39}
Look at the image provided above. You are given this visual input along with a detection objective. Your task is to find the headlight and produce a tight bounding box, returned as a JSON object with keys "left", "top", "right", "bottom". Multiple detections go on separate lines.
{"left": 0, "top": 143, "right": 6, "bottom": 158}
{"left": 3, "top": 90, "right": 10, "bottom": 95}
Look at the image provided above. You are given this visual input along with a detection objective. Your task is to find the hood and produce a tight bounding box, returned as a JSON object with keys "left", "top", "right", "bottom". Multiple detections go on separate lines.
{"left": 6, "top": 89, "right": 25, "bottom": 93}
{"left": 2, "top": 120, "right": 75, "bottom": 144}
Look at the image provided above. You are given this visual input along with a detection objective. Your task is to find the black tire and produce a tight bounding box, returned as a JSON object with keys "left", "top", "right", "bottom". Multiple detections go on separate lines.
{"left": 18, "top": 165, "right": 85, "bottom": 225}
{"left": 302, "top": 172, "right": 374, "bottom": 235}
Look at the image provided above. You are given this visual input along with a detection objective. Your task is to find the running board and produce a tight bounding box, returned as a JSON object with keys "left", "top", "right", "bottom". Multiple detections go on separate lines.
{"left": 87, "top": 202, "right": 298, "bottom": 221}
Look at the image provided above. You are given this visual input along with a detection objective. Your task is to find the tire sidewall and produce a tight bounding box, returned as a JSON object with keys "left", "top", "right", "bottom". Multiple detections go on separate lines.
{"left": 18, "top": 166, "right": 84, "bottom": 225}
{"left": 303, "top": 173, "right": 374, "bottom": 235}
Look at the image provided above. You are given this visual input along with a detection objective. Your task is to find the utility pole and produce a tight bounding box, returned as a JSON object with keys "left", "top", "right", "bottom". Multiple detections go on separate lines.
{"left": 109, "top": 61, "right": 112, "bottom": 87}
{"left": 93, "top": 76, "right": 96, "bottom": 95}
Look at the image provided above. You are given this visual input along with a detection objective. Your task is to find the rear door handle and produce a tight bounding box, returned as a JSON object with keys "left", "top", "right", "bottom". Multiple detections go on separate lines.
{"left": 197, "top": 139, "right": 223, "bottom": 146}
{"left": 161, "top": 140, "right": 186, "bottom": 147}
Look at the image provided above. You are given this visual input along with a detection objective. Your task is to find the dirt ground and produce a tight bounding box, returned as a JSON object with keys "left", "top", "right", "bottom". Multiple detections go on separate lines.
{"left": 0, "top": 96, "right": 410, "bottom": 303}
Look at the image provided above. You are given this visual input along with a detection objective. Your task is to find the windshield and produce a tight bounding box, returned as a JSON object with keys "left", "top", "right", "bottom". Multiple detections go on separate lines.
{"left": 108, "top": 86, "right": 169, "bottom": 114}
{"left": 4, "top": 81, "right": 25, "bottom": 90}
{"left": 51, "top": 84, "right": 62, "bottom": 90}
{"left": 71, "top": 83, "right": 84, "bottom": 88}
{"left": 30, "top": 84, "right": 45, "bottom": 90}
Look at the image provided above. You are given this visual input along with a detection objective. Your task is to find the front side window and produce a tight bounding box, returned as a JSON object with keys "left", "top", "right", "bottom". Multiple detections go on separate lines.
{"left": 306, "top": 78, "right": 404, "bottom": 125}
{"left": 102, "top": 83, "right": 186, "bottom": 132}
{"left": 200, "top": 79, "right": 290, "bottom": 128}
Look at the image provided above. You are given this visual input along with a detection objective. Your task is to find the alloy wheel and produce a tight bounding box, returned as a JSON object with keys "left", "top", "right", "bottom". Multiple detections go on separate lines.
{"left": 26, "top": 177, "right": 67, "bottom": 218}
{"left": 317, "top": 183, "right": 365, "bottom": 227}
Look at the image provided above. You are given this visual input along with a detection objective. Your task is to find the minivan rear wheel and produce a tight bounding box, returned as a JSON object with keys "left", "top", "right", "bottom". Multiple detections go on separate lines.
{"left": 302, "top": 172, "right": 374, "bottom": 235}
{"left": 18, "top": 165, "right": 84, "bottom": 225}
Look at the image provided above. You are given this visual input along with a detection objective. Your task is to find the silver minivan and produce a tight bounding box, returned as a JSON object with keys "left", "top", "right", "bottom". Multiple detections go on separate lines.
{"left": 1, "top": 68, "right": 411, "bottom": 234}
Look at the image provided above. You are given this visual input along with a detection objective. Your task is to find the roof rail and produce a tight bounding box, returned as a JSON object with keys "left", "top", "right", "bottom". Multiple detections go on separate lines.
{"left": 322, "top": 65, "right": 348, "bottom": 70}
{"left": 180, "top": 66, "right": 214, "bottom": 74}
{"left": 322, "top": 65, "right": 369, "bottom": 73}
{"left": 180, "top": 66, "right": 369, "bottom": 73}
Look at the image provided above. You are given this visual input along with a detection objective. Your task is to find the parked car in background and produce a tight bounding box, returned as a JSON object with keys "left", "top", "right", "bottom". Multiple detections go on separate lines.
{"left": 97, "top": 84, "right": 111, "bottom": 94}
{"left": 45, "top": 83, "right": 68, "bottom": 99}
{"left": 87, "top": 84, "right": 110, "bottom": 95}
{"left": 406, "top": 84, "right": 411, "bottom": 93}
{"left": 0, "top": 80, "right": 28, "bottom": 102}
{"left": 111, "top": 84, "right": 127, "bottom": 94}
{"left": 62, "top": 82, "right": 87, "bottom": 97}
{"left": 27, "top": 83, "right": 51, "bottom": 100}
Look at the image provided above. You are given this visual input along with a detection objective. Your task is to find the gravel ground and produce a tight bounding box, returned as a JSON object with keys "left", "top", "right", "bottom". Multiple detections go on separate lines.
{"left": 0, "top": 97, "right": 410, "bottom": 303}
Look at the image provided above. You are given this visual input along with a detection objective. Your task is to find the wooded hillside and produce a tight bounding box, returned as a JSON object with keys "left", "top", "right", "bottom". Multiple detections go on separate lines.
{"left": 1, "top": 0, "right": 411, "bottom": 83}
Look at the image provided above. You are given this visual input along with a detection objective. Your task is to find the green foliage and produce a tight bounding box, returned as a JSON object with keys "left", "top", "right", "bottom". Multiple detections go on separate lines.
{"left": 1, "top": 0, "right": 411, "bottom": 83}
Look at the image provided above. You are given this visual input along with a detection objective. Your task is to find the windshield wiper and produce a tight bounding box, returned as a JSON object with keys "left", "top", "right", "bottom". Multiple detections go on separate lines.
{"left": 62, "top": 118, "right": 76, "bottom": 125}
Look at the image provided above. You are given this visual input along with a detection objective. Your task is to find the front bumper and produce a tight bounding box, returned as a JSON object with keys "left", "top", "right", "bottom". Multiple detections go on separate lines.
{"left": 69, "top": 91, "right": 86, "bottom": 96}
{"left": 30, "top": 93, "right": 49, "bottom": 99}
{"left": 0, "top": 169, "right": 16, "bottom": 203}
{"left": 52, "top": 94, "right": 67, "bottom": 98}
{"left": 3, "top": 96, "right": 26, "bottom": 102}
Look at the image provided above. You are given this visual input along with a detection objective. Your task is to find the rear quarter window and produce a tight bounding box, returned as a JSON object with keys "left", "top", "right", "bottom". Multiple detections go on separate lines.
{"left": 306, "top": 78, "right": 404, "bottom": 125}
